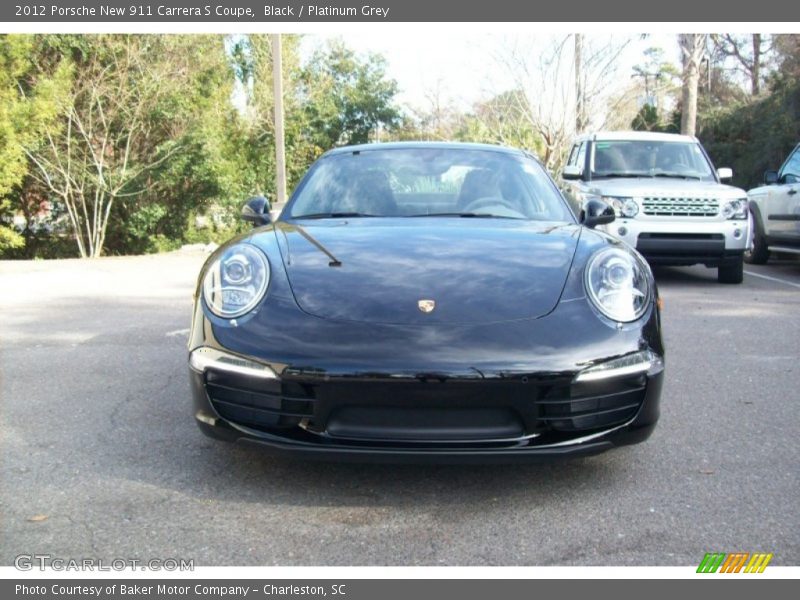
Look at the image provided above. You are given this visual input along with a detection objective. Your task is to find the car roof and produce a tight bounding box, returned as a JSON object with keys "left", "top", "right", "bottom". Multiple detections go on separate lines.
{"left": 321, "top": 141, "right": 534, "bottom": 159}
{"left": 573, "top": 131, "right": 699, "bottom": 144}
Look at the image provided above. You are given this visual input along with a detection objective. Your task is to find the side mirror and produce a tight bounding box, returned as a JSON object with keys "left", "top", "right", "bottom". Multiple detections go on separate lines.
{"left": 764, "top": 170, "right": 779, "bottom": 185}
{"left": 241, "top": 196, "right": 271, "bottom": 227}
{"left": 581, "top": 199, "right": 615, "bottom": 229}
{"left": 562, "top": 164, "right": 583, "bottom": 180}
{"left": 717, "top": 167, "right": 733, "bottom": 181}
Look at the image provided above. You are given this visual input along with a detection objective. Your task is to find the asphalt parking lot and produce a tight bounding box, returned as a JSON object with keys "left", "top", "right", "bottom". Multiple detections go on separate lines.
{"left": 1, "top": 250, "right": 798, "bottom": 566}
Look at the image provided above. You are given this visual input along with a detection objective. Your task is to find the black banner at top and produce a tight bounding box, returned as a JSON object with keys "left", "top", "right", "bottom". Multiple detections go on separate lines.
{"left": 2, "top": 0, "right": 799, "bottom": 23}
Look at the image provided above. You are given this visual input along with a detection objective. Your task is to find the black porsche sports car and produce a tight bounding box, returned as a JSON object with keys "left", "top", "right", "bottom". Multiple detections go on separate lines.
{"left": 188, "top": 142, "right": 664, "bottom": 462}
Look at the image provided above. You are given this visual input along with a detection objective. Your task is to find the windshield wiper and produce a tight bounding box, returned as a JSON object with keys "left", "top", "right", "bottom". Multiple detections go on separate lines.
{"left": 595, "top": 171, "right": 704, "bottom": 180}
{"left": 592, "top": 172, "right": 650, "bottom": 179}
{"left": 407, "top": 212, "right": 518, "bottom": 219}
{"left": 291, "top": 212, "right": 377, "bottom": 219}
{"left": 653, "top": 172, "right": 703, "bottom": 180}
{"left": 291, "top": 224, "right": 343, "bottom": 267}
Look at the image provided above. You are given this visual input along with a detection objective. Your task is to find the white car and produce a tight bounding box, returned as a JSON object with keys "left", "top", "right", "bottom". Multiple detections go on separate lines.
{"left": 745, "top": 143, "right": 800, "bottom": 264}
{"left": 560, "top": 131, "right": 750, "bottom": 283}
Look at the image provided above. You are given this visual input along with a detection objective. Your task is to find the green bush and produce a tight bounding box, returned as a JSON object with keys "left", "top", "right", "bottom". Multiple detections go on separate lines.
{"left": 699, "top": 77, "right": 800, "bottom": 189}
{"left": 183, "top": 213, "right": 245, "bottom": 246}
{"left": 146, "top": 234, "right": 182, "bottom": 254}
{"left": 0, "top": 225, "right": 24, "bottom": 254}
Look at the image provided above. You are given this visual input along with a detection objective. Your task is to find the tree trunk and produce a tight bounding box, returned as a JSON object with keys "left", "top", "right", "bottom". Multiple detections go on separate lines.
{"left": 679, "top": 34, "right": 706, "bottom": 137}
{"left": 752, "top": 34, "right": 761, "bottom": 95}
{"left": 574, "top": 34, "right": 585, "bottom": 134}
{"left": 680, "top": 65, "right": 699, "bottom": 136}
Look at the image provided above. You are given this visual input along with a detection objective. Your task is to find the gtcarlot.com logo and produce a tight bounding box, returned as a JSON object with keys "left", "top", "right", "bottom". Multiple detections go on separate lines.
{"left": 697, "top": 552, "right": 773, "bottom": 573}
{"left": 14, "top": 554, "right": 194, "bottom": 571}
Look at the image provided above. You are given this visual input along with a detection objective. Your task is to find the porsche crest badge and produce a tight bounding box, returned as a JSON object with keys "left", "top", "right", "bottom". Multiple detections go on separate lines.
{"left": 418, "top": 299, "right": 436, "bottom": 313}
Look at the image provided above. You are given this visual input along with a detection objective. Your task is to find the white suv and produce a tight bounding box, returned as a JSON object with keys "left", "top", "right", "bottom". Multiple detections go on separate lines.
{"left": 745, "top": 143, "right": 800, "bottom": 264}
{"left": 560, "top": 131, "right": 750, "bottom": 283}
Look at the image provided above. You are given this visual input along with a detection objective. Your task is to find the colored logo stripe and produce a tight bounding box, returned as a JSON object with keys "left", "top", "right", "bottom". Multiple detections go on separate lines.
{"left": 720, "top": 553, "right": 749, "bottom": 573}
{"left": 744, "top": 553, "right": 773, "bottom": 573}
{"left": 697, "top": 552, "right": 773, "bottom": 573}
{"left": 697, "top": 553, "right": 726, "bottom": 573}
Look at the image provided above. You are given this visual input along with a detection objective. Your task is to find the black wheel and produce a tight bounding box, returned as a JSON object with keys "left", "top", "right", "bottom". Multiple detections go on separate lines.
{"left": 718, "top": 256, "right": 744, "bottom": 284}
{"left": 744, "top": 208, "right": 770, "bottom": 265}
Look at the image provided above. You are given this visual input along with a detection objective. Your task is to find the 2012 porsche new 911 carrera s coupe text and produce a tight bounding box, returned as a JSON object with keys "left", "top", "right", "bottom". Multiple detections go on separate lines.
{"left": 188, "top": 142, "right": 664, "bottom": 462}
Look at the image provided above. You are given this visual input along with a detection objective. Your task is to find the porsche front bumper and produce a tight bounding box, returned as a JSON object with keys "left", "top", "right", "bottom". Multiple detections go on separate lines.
{"left": 188, "top": 345, "right": 663, "bottom": 463}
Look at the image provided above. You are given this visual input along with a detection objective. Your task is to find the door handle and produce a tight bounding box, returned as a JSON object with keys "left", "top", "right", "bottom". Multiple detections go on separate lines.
{"left": 788, "top": 188, "right": 798, "bottom": 195}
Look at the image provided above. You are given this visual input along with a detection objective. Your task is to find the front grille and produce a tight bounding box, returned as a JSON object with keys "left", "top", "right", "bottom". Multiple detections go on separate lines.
{"left": 326, "top": 406, "right": 524, "bottom": 442}
{"left": 205, "top": 372, "right": 315, "bottom": 429}
{"left": 642, "top": 197, "right": 719, "bottom": 217}
{"left": 537, "top": 386, "right": 644, "bottom": 431}
{"left": 206, "top": 369, "right": 648, "bottom": 443}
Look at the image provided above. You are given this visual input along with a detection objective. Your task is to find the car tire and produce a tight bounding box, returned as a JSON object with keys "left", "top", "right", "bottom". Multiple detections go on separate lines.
{"left": 718, "top": 257, "right": 744, "bottom": 284}
{"left": 744, "top": 208, "right": 770, "bottom": 265}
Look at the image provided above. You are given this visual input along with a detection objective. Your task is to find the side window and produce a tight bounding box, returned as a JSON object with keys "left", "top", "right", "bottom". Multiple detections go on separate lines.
{"left": 779, "top": 147, "right": 800, "bottom": 183}
{"left": 575, "top": 142, "right": 587, "bottom": 175}
{"left": 567, "top": 144, "right": 580, "bottom": 167}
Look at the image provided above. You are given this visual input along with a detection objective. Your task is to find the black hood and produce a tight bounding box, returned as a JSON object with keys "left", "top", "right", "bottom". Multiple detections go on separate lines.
{"left": 274, "top": 218, "right": 581, "bottom": 325}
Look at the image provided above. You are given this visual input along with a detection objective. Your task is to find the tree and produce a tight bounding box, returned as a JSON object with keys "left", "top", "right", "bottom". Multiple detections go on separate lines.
{"left": 456, "top": 90, "right": 544, "bottom": 154}
{"left": 698, "top": 36, "right": 800, "bottom": 189}
{"left": 710, "top": 34, "right": 771, "bottom": 96}
{"left": 771, "top": 35, "right": 800, "bottom": 80}
{"left": 490, "top": 35, "right": 631, "bottom": 170}
{"left": 229, "top": 35, "right": 402, "bottom": 191}
{"left": 22, "top": 37, "right": 188, "bottom": 257}
{"left": 20, "top": 35, "right": 241, "bottom": 258}
{"left": 106, "top": 35, "right": 247, "bottom": 254}
{"left": 633, "top": 47, "right": 681, "bottom": 112}
{"left": 491, "top": 36, "right": 573, "bottom": 169}
{"left": 574, "top": 34, "right": 586, "bottom": 133}
{"left": 631, "top": 104, "right": 660, "bottom": 131}
{"left": 0, "top": 35, "right": 69, "bottom": 252}
{"left": 300, "top": 41, "right": 402, "bottom": 147}
{"left": 678, "top": 34, "right": 708, "bottom": 136}
{"left": 399, "top": 79, "right": 466, "bottom": 141}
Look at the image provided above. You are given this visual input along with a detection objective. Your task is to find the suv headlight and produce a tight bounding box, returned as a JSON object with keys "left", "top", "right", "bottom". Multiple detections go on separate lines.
{"left": 585, "top": 247, "right": 650, "bottom": 322}
{"left": 604, "top": 196, "right": 639, "bottom": 218}
{"left": 202, "top": 243, "right": 270, "bottom": 318}
{"left": 722, "top": 198, "right": 748, "bottom": 220}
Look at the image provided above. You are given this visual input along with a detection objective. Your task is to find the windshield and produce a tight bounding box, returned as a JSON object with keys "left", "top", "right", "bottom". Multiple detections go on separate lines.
{"left": 591, "top": 140, "right": 716, "bottom": 181}
{"left": 287, "top": 148, "right": 574, "bottom": 222}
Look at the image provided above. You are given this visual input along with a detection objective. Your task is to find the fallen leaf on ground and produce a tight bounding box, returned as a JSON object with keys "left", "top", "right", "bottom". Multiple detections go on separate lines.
{"left": 27, "top": 515, "right": 48, "bottom": 522}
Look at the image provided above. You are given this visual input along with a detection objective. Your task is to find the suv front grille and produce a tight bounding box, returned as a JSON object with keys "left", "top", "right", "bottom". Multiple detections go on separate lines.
{"left": 642, "top": 197, "right": 719, "bottom": 217}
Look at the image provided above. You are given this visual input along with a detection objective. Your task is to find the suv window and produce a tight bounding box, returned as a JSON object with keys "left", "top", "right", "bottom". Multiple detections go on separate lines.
{"left": 590, "top": 140, "right": 716, "bottom": 181}
{"left": 575, "top": 143, "right": 587, "bottom": 173}
{"left": 779, "top": 147, "right": 800, "bottom": 183}
{"left": 566, "top": 144, "right": 580, "bottom": 167}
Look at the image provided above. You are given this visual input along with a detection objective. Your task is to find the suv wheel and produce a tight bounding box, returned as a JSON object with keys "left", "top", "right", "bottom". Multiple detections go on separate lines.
{"left": 744, "top": 209, "right": 770, "bottom": 265}
{"left": 718, "top": 256, "right": 744, "bottom": 284}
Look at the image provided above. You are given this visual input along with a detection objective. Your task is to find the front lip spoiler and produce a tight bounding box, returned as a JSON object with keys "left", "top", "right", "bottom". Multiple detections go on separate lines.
{"left": 194, "top": 411, "right": 654, "bottom": 464}
{"left": 238, "top": 434, "right": 615, "bottom": 464}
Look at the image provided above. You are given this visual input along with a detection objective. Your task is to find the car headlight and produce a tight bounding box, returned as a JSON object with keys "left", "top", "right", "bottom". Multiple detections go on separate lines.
{"left": 585, "top": 247, "right": 650, "bottom": 322}
{"left": 722, "top": 198, "right": 748, "bottom": 220}
{"left": 604, "top": 196, "right": 639, "bottom": 218}
{"left": 202, "top": 243, "right": 270, "bottom": 318}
